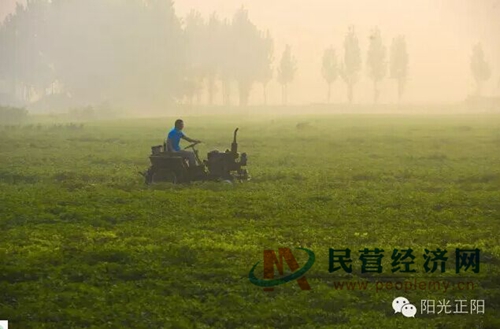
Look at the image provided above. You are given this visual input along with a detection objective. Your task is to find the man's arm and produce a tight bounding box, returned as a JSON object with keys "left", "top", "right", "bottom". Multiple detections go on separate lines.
{"left": 181, "top": 135, "right": 201, "bottom": 143}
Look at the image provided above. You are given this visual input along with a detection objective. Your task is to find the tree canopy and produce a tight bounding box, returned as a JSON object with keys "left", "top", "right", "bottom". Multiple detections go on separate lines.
{"left": 0, "top": 1, "right": 274, "bottom": 109}
{"left": 390, "top": 35, "right": 409, "bottom": 102}
{"left": 277, "top": 44, "right": 297, "bottom": 105}
{"left": 366, "top": 28, "right": 387, "bottom": 103}
{"left": 321, "top": 46, "right": 338, "bottom": 103}
{"left": 470, "top": 43, "right": 491, "bottom": 96}
{"left": 340, "top": 26, "right": 362, "bottom": 104}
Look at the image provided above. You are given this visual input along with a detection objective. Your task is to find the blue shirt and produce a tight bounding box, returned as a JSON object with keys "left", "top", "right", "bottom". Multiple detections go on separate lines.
{"left": 167, "top": 128, "right": 184, "bottom": 151}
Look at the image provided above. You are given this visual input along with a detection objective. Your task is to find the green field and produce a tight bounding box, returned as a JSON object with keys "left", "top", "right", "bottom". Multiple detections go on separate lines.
{"left": 1, "top": 112, "right": 499, "bottom": 328}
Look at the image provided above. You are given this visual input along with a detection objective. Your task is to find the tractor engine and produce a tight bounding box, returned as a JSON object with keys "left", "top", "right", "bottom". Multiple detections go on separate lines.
{"left": 204, "top": 128, "right": 249, "bottom": 181}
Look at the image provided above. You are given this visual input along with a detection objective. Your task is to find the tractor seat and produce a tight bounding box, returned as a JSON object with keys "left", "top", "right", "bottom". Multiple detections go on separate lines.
{"left": 151, "top": 144, "right": 182, "bottom": 157}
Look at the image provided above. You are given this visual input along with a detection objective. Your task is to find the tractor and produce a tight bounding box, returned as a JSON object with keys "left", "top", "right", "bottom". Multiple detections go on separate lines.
{"left": 142, "top": 128, "right": 249, "bottom": 184}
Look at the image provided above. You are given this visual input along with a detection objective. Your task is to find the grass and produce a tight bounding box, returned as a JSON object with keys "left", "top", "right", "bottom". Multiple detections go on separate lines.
{"left": 0, "top": 111, "right": 499, "bottom": 328}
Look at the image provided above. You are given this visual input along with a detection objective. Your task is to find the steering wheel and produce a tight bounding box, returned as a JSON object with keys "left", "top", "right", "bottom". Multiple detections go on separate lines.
{"left": 184, "top": 141, "right": 201, "bottom": 150}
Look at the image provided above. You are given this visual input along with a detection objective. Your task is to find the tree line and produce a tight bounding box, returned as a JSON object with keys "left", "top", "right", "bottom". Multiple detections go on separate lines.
{"left": 0, "top": 1, "right": 277, "bottom": 108}
{"left": 0, "top": 1, "right": 494, "bottom": 109}
{"left": 320, "top": 26, "right": 409, "bottom": 104}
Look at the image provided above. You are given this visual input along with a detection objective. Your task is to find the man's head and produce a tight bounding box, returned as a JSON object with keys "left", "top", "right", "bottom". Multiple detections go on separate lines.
{"left": 174, "top": 119, "right": 184, "bottom": 130}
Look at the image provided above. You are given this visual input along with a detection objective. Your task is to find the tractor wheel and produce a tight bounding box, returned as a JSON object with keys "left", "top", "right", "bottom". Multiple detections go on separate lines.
{"left": 144, "top": 168, "right": 154, "bottom": 185}
{"left": 164, "top": 171, "right": 177, "bottom": 184}
{"left": 152, "top": 170, "right": 177, "bottom": 184}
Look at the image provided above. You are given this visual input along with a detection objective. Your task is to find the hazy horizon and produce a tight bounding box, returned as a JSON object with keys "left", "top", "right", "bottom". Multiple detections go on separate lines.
{"left": 173, "top": 0, "right": 500, "bottom": 104}
{"left": 1, "top": 0, "right": 499, "bottom": 106}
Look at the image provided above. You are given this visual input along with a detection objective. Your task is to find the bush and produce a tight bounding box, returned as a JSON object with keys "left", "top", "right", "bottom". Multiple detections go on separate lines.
{"left": 0, "top": 106, "right": 28, "bottom": 124}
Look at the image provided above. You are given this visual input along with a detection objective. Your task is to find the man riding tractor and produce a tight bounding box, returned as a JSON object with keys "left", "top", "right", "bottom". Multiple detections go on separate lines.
{"left": 143, "top": 120, "right": 249, "bottom": 184}
{"left": 165, "top": 119, "right": 201, "bottom": 167}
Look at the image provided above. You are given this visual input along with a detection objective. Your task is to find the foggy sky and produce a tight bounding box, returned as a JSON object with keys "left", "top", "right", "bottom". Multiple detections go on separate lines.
{"left": 174, "top": 0, "right": 500, "bottom": 104}
{"left": 2, "top": 0, "right": 499, "bottom": 104}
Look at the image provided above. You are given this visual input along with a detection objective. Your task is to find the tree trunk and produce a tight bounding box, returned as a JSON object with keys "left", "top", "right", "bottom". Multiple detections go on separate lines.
{"left": 195, "top": 77, "right": 203, "bottom": 105}
{"left": 285, "top": 84, "right": 288, "bottom": 105}
{"left": 348, "top": 83, "right": 353, "bottom": 104}
{"left": 10, "top": 77, "right": 16, "bottom": 99}
{"left": 263, "top": 82, "right": 267, "bottom": 105}
{"left": 476, "top": 81, "right": 482, "bottom": 97}
{"left": 327, "top": 83, "right": 331, "bottom": 103}
{"left": 397, "top": 78, "right": 403, "bottom": 104}
{"left": 238, "top": 80, "right": 250, "bottom": 107}
{"left": 207, "top": 75, "right": 215, "bottom": 105}
{"left": 373, "top": 80, "right": 379, "bottom": 104}
{"left": 23, "top": 84, "right": 28, "bottom": 103}
{"left": 222, "top": 79, "right": 231, "bottom": 106}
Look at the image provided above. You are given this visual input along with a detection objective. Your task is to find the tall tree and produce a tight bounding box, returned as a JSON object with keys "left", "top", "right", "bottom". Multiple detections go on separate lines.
{"left": 339, "top": 26, "right": 361, "bottom": 104}
{"left": 0, "top": 12, "right": 19, "bottom": 105}
{"left": 0, "top": 1, "right": 52, "bottom": 105}
{"left": 231, "top": 7, "right": 263, "bottom": 106}
{"left": 321, "top": 46, "right": 338, "bottom": 103}
{"left": 218, "top": 18, "right": 233, "bottom": 106}
{"left": 183, "top": 10, "right": 207, "bottom": 104}
{"left": 205, "top": 13, "right": 222, "bottom": 105}
{"left": 390, "top": 35, "right": 409, "bottom": 103}
{"left": 470, "top": 43, "right": 491, "bottom": 96}
{"left": 0, "top": 0, "right": 185, "bottom": 109}
{"left": 366, "top": 28, "right": 387, "bottom": 103}
{"left": 257, "top": 30, "right": 274, "bottom": 105}
{"left": 277, "top": 44, "right": 296, "bottom": 105}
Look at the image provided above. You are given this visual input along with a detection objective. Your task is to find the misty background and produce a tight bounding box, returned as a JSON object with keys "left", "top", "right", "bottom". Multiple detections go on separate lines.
{"left": 0, "top": 0, "right": 499, "bottom": 112}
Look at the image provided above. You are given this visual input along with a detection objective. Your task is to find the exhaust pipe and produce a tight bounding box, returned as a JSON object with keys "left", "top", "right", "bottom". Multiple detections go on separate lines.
{"left": 231, "top": 128, "right": 239, "bottom": 154}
